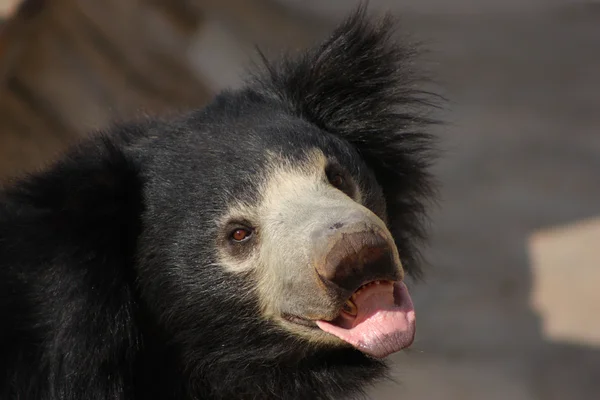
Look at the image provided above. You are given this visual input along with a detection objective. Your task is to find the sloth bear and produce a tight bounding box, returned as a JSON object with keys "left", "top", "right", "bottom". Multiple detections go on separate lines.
{"left": 0, "top": 8, "right": 440, "bottom": 400}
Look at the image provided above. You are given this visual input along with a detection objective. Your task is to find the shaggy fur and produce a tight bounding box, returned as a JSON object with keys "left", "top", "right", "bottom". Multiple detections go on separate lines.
{"left": 0, "top": 8, "right": 440, "bottom": 400}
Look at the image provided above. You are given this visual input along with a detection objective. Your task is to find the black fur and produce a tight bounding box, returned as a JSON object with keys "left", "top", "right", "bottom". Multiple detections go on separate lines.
{"left": 251, "top": 8, "right": 440, "bottom": 278}
{"left": 0, "top": 8, "right": 439, "bottom": 400}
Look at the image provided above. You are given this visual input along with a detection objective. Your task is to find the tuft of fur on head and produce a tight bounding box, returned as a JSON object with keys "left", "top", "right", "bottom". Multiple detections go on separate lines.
{"left": 250, "top": 7, "right": 441, "bottom": 278}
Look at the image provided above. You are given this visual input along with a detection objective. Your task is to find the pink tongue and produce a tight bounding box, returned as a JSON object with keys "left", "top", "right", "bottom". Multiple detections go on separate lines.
{"left": 316, "top": 282, "right": 416, "bottom": 358}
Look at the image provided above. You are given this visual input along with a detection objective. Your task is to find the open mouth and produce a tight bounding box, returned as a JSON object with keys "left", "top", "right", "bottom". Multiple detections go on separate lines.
{"left": 282, "top": 280, "right": 391, "bottom": 328}
{"left": 284, "top": 279, "right": 416, "bottom": 358}
{"left": 340, "top": 279, "right": 391, "bottom": 317}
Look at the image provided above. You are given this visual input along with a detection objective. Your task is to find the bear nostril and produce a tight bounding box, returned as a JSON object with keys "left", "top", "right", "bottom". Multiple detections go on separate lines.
{"left": 314, "top": 230, "right": 401, "bottom": 293}
{"left": 361, "top": 246, "right": 385, "bottom": 265}
{"left": 329, "top": 222, "right": 344, "bottom": 230}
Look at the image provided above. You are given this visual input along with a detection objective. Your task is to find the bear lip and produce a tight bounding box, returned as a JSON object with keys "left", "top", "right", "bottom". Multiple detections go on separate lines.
{"left": 281, "top": 280, "right": 396, "bottom": 329}
{"left": 281, "top": 313, "right": 319, "bottom": 329}
{"left": 316, "top": 281, "right": 416, "bottom": 358}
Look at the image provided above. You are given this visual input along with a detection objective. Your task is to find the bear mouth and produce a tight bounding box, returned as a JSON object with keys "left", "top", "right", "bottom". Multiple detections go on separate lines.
{"left": 283, "top": 280, "right": 416, "bottom": 358}
{"left": 282, "top": 280, "right": 389, "bottom": 330}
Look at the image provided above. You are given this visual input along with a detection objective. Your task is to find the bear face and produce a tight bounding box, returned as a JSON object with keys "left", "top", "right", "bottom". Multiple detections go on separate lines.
{"left": 136, "top": 109, "right": 413, "bottom": 359}
{"left": 0, "top": 8, "right": 440, "bottom": 400}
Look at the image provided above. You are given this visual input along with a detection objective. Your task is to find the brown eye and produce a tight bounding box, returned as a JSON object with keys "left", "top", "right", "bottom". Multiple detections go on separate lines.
{"left": 326, "top": 163, "right": 355, "bottom": 198}
{"left": 231, "top": 228, "right": 252, "bottom": 242}
{"left": 330, "top": 174, "right": 345, "bottom": 189}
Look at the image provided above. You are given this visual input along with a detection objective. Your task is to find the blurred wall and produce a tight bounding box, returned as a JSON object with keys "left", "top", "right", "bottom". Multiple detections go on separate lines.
{"left": 1, "top": 1, "right": 599, "bottom": 399}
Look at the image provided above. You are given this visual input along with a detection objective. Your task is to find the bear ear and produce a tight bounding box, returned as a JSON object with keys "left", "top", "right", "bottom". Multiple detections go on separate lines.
{"left": 250, "top": 5, "right": 440, "bottom": 147}
{"left": 2, "top": 136, "right": 144, "bottom": 261}
{"left": 250, "top": 6, "right": 442, "bottom": 279}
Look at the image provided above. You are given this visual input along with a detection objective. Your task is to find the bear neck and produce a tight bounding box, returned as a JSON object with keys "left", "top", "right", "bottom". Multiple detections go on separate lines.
{"left": 134, "top": 315, "right": 388, "bottom": 399}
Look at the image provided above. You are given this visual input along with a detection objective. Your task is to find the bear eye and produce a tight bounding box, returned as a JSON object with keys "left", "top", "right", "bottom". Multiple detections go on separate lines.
{"left": 231, "top": 228, "right": 253, "bottom": 243}
{"left": 329, "top": 174, "right": 345, "bottom": 189}
{"left": 326, "top": 163, "right": 355, "bottom": 198}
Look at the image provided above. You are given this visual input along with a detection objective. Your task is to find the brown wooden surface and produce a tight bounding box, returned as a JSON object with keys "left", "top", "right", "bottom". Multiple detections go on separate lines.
{"left": 0, "top": 0, "right": 211, "bottom": 183}
{"left": 0, "top": 0, "right": 325, "bottom": 184}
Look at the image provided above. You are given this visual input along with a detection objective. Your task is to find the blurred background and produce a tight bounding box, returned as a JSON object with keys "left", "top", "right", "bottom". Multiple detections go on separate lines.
{"left": 1, "top": 0, "right": 598, "bottom": 398}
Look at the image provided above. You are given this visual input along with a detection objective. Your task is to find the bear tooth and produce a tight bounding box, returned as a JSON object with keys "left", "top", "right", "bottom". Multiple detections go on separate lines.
{"left": 343, "top": 299, "right": 358, "bottom": 316}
